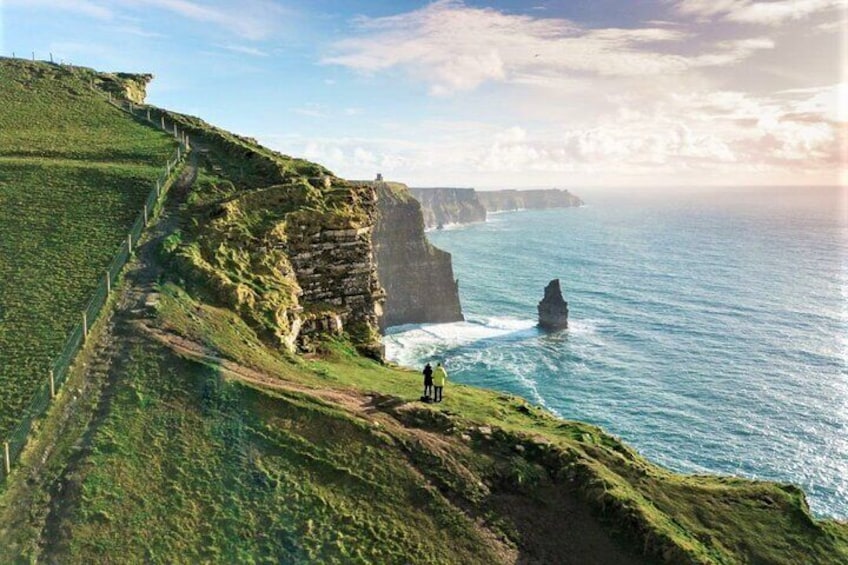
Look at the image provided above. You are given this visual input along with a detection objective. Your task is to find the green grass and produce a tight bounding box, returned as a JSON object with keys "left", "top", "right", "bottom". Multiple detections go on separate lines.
{"left": 51, "top": 342, "right": 505, "bottom": 564}
{"left": 0, "top": 58, "right": 177, "bottom": 436}
{"left": 151, "top": 283, "right": 848, "bottom": 564}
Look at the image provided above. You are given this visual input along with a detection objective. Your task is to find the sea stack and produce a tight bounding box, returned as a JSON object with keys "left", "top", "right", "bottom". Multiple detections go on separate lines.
{"left": 538, "top": 279, "right": 569, "bottom": 331}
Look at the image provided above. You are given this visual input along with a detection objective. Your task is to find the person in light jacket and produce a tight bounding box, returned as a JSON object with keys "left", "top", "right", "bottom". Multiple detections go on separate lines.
{"left": 433, "top": 362, "right": 447, "bottom": 402}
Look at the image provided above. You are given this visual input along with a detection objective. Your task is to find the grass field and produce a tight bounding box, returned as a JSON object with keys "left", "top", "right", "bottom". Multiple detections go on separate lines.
{"left": 0, "top": 58, "right": 176, "bottom": 437}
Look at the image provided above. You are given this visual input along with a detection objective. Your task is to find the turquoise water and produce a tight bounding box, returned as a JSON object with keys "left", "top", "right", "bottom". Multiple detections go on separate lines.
{"left": 384, "top": 187, "right": 848, "bottom": 519}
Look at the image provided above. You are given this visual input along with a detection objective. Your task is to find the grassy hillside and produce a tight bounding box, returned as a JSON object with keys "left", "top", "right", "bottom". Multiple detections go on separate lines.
{"left": 0, "top": 58, "right": 176, "bottom": 436}
{"left": 0, "top": 61, "right": 846, "bottom": 564}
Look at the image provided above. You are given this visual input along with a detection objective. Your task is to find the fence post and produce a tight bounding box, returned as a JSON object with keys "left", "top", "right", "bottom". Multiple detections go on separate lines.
{"left": 156, "top": 179, "right": 161, "bottom": 197}
{"left": 50, "top": 369, "right": 55, "bottom": 399}
{"left": 128, "top": 233, "right": 133, "bottom": 252}
{"left": 143, "top": 205, "right": 148, "bottom": 225}
{"left": 147, "top": 108, "right": 151, "bottom": 122}
{"left": 173, "top": 123, "right": 178, "bottom": 138}
{"left": 106, "top": 270, "right": 111, "bottom": 294}
{"left": 83, "top": 312, "right": 88, "bottom": 340}
{"left": 4, "top": 442, "right": 9, "bottom": 475}
{"left": 161, "top": 116, "right": 165, "bottom": 130}
{"left": 177, "top": 147, "right": 181, "bottom": 161}
{"left": 185, "top": 135, "right": 190, "bottom": 151}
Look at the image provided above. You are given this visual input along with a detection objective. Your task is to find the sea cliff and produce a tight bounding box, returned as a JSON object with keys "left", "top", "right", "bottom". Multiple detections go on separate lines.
{"left": 411, "top": 187, "right": 583, "bottom": 228}
{"left": 409, "top": 187, "right": 486, "bottom": 229}
{"left": 477, "top": 188, "right": 584, "bottom": 212}
{"left": 373, "top": 183, "right": 464, "bottom": 329}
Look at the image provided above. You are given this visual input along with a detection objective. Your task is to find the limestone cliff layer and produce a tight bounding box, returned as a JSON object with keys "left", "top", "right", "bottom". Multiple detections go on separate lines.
{"left": 373, "top": 183, "right": 464, "bottom": 329}
{"left": 161, "top": 109, "right": 385, "bottom": 357}
{"left": 409, "top": 188, "right": 486, "bottom": 229}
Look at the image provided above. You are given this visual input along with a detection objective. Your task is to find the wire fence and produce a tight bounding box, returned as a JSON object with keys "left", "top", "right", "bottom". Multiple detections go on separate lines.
{"left": 1, "top": 87, "right": 190, "bottom": 482}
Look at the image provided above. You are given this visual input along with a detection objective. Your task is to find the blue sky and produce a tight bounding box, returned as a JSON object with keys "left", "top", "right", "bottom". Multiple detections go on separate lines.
{"left": 2, "top": 0, "right": 845, "bottom": 188}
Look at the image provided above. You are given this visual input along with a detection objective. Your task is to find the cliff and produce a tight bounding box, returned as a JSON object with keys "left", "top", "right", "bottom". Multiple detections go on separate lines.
{"left": 156, "top": 109, "right": 386, "bottom": 358}
{"left": 409, "top": 187, "right": 486, "bottom": 229}
{"left": 477, "top": 188, "right": 583, "bottom": 212}
{"left": 410, "top": 187, "right": 584, "bottom": 229}
{"left": 373, "top": 183, "right": 464, "bottom": 329}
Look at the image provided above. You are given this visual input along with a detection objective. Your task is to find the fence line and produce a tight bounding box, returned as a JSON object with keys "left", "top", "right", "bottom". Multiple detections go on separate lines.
{"left": 1, "top": 88, "right": 190, "bottom": 482}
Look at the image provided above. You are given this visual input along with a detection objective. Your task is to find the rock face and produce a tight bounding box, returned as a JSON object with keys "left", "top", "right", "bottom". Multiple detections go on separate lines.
{"left": 477, "top": 189, "right": 583, "bottom": 212}
{"left": 285, "top": 188, "right": 387, "bottom": 359}
{"left": 538, "top": 279, "right": 569, "bottom": 331}
{"left": 409, "top": 188, "right": 486, "bottom": 229}
{"left": 372, "top": 182, "right": 464, "bottom": 329}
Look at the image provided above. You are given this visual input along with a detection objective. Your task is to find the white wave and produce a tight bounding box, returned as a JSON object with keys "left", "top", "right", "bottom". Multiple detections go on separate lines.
{"left": 383, "top": 316, "right": 537, "bottom": 367}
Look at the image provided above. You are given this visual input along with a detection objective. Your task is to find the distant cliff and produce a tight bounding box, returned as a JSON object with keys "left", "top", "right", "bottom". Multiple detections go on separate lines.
{"left": 373, "top": 183, "right": 464, "bottom": 329}
{"left": 410, "top": 187, "right": 583, "bottom": 228}
{"left": 409, "top": 188, "right": 486, "bottom": 229}
{"left": 477, "top": 189, "right": 583, "bottom": 212}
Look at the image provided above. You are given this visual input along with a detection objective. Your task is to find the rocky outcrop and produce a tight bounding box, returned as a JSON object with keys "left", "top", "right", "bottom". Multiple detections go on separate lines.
{"left": 285, "top": 188, "right": 386, "bottom": 359}
{"left": 165, "top": 108, "right": 386, "bottom": 357}
{"left": 538, "top": 279, "right": 569, "bottom": 331}
{"left": 409, "top": 188, "right": 486, "bottom": 229}
{"left": 477, "top": 189, "right": 583, "bottom": 212}
{"left": 372, "top": 182, "right": 463, "bottom": 329}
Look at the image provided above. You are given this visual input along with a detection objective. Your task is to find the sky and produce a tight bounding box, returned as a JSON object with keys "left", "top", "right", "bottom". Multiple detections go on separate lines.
{"left": 1, "top": 0, "right": 846, "bottom": 189}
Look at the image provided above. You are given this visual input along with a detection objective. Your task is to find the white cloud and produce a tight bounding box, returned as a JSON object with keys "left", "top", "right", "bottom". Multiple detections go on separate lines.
{"left": 7, "top": 0, "right": 288, "bottom": 39}
{"left": 5, "top": 0, "right": 112, "bottom": 19}
{"left": 132, "top": 0, "right": 286, "bottom": 40}
{"left": 675, "top": 0, "right": 846, "bottom": 25}
{"left": 264, "top": 81, "right": 845, "bottom": 186}
{"left": 111, "top": 25, "right": 162, "bottom": 38}
{"left": 292, "top": 103, "right": 329, "bottom": 118}
{"left": 217, "top": 43, "right": 268, "bottom": 57}
{"left": 323, "top": 0, "right": 775, "bottom": 95}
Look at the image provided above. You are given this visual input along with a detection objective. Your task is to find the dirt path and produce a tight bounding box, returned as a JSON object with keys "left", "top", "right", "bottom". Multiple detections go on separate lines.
{"left": 38, "top": 153, "right": 200, "bottom": 562}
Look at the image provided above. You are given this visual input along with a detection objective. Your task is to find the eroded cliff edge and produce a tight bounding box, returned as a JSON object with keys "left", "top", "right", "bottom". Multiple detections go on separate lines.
{"left": 373, "top": 182, "right": 464, "bottom": 329}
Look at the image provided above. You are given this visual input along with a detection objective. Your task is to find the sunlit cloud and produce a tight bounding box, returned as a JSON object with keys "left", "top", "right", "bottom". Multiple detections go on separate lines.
{"left": 323, "top": 0, "right": 774, "bottom": 95}
{"left": 264, "top": 78, "right": 844, "bottom": 188}
{"left": 675, "top": 0, "right": 846, "bottom": 25}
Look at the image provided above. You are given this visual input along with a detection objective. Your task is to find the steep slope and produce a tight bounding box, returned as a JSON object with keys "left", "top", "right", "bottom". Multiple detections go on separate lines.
{"left": 373, "top": 183, "right": 464, "bottom": 329}
{"left": 1, "top": 61, "right": 846, "bottom": 565}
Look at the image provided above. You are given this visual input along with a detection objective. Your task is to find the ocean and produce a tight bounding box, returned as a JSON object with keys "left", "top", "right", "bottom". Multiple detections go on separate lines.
{"left": 383, "top": 186, "right": 848, "bottom": 519}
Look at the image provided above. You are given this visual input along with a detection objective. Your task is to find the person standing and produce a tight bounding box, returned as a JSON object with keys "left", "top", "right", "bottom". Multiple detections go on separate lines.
{"left": 422, "top": 362, "right": 434, "bottom": 400}
{"left": 433, "top": 362, "right": 447, "bottom": 402}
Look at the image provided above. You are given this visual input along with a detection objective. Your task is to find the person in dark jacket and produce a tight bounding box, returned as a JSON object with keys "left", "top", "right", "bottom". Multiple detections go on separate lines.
{"left": 422, "top": 362, "right": 434, "bottom": 400}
